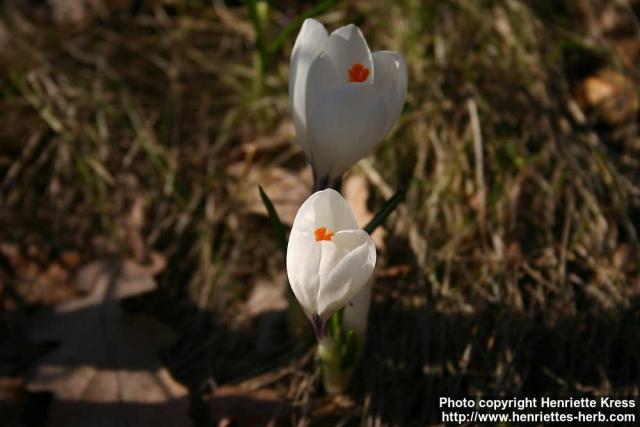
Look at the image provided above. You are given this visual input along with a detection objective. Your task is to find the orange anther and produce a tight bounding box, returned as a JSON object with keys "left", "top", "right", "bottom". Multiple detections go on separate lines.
{"left": 348, "top": 63, "right": 369, "bottom": 83}
{"left": 315, "top": 226, "right": 335, "bottom": 241}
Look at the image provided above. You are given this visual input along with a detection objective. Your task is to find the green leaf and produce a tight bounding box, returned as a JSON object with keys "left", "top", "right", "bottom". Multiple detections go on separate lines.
{"left": 363, "top": 188, "right": 406, "bottom": 234}
{"left": 259, "top": 186, "right": 287, "bottom": 256}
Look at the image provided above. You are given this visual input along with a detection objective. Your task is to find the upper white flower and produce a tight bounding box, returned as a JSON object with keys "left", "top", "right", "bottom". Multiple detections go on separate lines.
{"left": 289, "top": 18, "right": 408, "bottom": 183}
{"left": 286, "top": 189, "right": 376, "bottom": 321}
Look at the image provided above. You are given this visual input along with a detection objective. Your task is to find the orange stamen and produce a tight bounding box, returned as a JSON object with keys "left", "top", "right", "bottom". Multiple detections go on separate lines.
{"left": 348, "top": 63, "right": 369, "bottom": 83}
{"left": 314, "top": 226, "right": 335, "bottom": 242}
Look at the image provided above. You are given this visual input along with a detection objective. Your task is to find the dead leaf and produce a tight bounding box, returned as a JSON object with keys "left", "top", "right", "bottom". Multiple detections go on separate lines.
{"left": 243, "top": 280, "right": 287, "bottom": 319}
{"left": 243, "top": 279, "right": 288, "bottom": 355}
{"left": 26, "top": 259, "right": 190, "bottom": 427}
{"left": 70, "top": 258, "right": 160, "bottom": 297}
{"left": 0, "top": 377, "right": 24, "bottom": 427}
{"left": 228, "top": 165, "right": 312, "bottom": 226}
{"left": 575, "top": 69, "right": 639, "bottom": 126}
{"left": 60, "top": 251, "right": 81, "bottom": 270}
{"left": 0, "top": 377, "right": 23, "bottom": 402}
{"left": 113, "top": 196, "right": 148, "bottom": 262}
{"left": 0, "top": 243, "right": 76, "bottom": 305}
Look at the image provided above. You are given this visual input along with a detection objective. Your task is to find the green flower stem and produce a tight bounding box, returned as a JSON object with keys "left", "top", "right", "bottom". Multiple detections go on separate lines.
{"left": 317, "top": 337, "right": 354, "bottom": 394}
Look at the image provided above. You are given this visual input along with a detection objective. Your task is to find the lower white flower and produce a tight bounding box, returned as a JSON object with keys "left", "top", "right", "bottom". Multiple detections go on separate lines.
{"left": 286, "top": 189, "right": 376, "bottom": 335}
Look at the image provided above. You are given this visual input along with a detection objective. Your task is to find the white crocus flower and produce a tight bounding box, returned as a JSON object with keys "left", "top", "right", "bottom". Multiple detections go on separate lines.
{"left": 286, "top": 189, "right": 376, "bottom": 332}
{"left": 289, "top": 18, "right": 408, "bottom": 186}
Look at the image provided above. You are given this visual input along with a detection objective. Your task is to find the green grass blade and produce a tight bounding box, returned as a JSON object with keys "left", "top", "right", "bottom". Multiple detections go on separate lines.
{"left": 247, "top": 0, "right": 268, "bottom": 56}
{"left": 259, "top": 185, "right": 288, "bottom": 256}
{"left": 363, "top": 188, "right": 406, "bottom": 235}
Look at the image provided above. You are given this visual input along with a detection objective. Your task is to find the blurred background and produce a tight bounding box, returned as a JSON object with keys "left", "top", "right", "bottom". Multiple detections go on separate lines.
{"left": 1, "top": 0, "right": 639, "bottom": 425}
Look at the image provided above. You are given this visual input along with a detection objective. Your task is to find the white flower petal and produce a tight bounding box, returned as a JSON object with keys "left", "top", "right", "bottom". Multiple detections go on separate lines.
{"left": 324, "top": 24, "right": 374, "bottom": 84}
{"left": 286, "top": 228, "right": 321, "bottom": 319}
{"left": 310, "top": 188, "right": 358, "bottom": 232}
{"left": 289, "top": 18, "right": 329, "bottom": 157}
{"left": 343, "top": 282, "right": 372, "bottom": 342}
{"left": 303, "top": 53, "right": 339, "bottom": 175}
{"left": 307, "top": 84, "right": 388, "bottom": 180}
{"left": 316, "top": 229, "right": 376, "bottom": 320}
{"left": 372, "top": 51, "right": 408, "bottom": 134}
{"left": 286, "top": 192, "right": 323, "bottom": 318}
